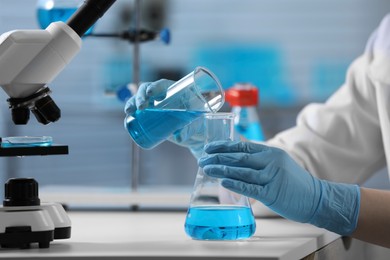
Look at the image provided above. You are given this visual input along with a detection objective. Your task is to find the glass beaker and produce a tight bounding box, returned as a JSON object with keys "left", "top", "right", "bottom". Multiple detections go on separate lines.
{"left": 125, "top": 67, "right": 224, "bottom": 149}
{"left": 184, "top": 113, "right": 256, "bottom": 240}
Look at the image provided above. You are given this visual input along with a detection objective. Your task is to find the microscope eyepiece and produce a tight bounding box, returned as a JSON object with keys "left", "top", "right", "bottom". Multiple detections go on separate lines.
{"left": 67, "top": 0, "right": 116, "bottom": 37}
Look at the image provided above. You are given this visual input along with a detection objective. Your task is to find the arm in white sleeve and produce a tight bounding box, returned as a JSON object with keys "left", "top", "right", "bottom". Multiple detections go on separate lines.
{"left": 267, "top": 14, "right": 390, "bottom": 184}
{"left": 267, "top": 54, "right": 385, "bottom": 184}
{"left": 225, "top": 14, "right": 390, "bottom": 217}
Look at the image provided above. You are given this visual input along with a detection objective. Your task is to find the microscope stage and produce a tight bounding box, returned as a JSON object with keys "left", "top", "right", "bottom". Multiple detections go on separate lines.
{"left": 0, "top": 145, "right": 68, "bottom": 157}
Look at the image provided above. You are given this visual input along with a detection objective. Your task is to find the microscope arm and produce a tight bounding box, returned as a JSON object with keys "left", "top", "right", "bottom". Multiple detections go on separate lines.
{"left": 0, "top": 0, "right": 116, "bottom": 125}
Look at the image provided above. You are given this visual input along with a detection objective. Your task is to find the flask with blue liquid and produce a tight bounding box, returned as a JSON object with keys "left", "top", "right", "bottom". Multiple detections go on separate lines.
{"left": 225, "top": 84, "right": 265, "bottom": 142}
{"left": 184, "top": 113, "right": 256, "bottom": 240}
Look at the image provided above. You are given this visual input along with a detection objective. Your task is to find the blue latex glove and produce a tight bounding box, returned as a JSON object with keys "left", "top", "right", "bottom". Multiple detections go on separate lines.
{"left": 170, "top": 117, "right": 205, "bottom": 158}
{"left": 124, "top": 79, "right": 205, "bottom": 157}
{"left": 124, "top": 79, "right": 174, "bottom": 115}
{"left": 199, "top": 141, "right": 361, "bottom": 236}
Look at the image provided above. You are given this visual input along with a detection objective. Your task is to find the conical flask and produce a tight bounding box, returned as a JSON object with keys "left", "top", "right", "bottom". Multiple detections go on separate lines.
{"left": 184, "top": 112, "right": 256, "bottom": 240}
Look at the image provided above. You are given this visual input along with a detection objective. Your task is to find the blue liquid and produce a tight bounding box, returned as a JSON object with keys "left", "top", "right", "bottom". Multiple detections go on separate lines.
{"left": 184, "top": 206, "right": 256, "bottom": 240}
{"left": 125, "top": 109, "right": 204, "bottom": 149}
{"left": 236, "top": 122, "right": 265, "bottom": 141}
{"left": 37, "top": 8, "right": 94, "bottom": 35}
{"left": 1, "top": 136, "right": 52, "bottom": 148}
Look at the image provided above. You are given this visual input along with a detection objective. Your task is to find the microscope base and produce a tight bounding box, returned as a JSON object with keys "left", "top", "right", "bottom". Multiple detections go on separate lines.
{"left": 0, "top": 203, "right": 71, "bottom": 249}
{"left": 0, "top": 227, "right": 53, "bottom": 249}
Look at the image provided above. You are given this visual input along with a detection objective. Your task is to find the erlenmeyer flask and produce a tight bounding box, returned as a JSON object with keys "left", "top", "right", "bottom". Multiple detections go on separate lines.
{"left": 184, "top": 113, "right": 256, "bottom": 240}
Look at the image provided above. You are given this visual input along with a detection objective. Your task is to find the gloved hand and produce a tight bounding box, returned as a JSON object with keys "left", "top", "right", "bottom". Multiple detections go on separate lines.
{"left": 170, "top": 117, "right": 205, "bottom": 158}
{"left": 124, "top": 79, "right": 174, "bottom": 115}
{"left": 199, "top": 141, "right": 361, "bottom": 236}
{"left": 124, "top": 79, "right": 206, "bottom": 157}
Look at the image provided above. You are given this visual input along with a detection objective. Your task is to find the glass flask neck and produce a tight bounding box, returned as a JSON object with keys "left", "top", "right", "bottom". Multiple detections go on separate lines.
{"left": 204, "top": 112, "right": 235, "bottom": 144}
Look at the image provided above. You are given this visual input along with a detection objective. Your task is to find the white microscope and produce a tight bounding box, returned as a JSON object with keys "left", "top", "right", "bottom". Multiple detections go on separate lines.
{"left": 0, "top": 0, "right": 117, "bottom": 249}
{"left": 0, "top": 0, "right": 116, "bottom": 125}
{"left": 0, "top": 178, "right": 71, "bottom": 249}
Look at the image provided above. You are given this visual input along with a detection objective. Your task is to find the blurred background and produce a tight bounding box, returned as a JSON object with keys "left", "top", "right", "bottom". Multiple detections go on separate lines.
{"left": 0, "top": 0, "right": 389, "bottom": 208}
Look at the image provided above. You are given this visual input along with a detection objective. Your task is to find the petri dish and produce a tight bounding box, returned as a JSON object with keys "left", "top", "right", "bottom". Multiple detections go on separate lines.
{"left": 1, "top": 136, "right": 53, "bottom": 148}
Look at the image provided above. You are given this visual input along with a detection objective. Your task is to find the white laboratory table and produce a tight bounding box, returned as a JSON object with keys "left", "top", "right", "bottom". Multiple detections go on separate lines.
{"left": 0, "top": 210, "right": 362, "bottom": 260}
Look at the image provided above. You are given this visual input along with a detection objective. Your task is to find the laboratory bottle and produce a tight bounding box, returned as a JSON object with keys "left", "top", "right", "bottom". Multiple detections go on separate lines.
{"left": 184, "top": 113, "right": 256, "bottom": 240}
{"left": 225, "top": 84, "right": 265, "bottom": 141}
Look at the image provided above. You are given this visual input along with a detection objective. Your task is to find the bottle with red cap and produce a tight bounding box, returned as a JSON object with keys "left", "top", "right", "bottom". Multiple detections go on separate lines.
{"left": 225, "top": 83, "right": 265, "bottom": 141}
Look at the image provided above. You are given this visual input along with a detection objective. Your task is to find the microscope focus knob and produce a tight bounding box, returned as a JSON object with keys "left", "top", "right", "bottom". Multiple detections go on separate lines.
{"left": 3, "top": 178, "right": 40, "bottom": 206}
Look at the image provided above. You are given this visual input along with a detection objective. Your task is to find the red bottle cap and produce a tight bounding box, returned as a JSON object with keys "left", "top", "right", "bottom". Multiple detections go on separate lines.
{"left": 225, "top": 84, "right": 259, "bottom": 106}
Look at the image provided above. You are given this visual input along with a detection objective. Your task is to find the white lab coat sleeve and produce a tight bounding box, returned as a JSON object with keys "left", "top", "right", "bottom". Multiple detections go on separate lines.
{"left": 251, "top": 13, "right": 390, "bottom": 217}
{"left": 267, "top": 53, "right": 386, "bottom": 185}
